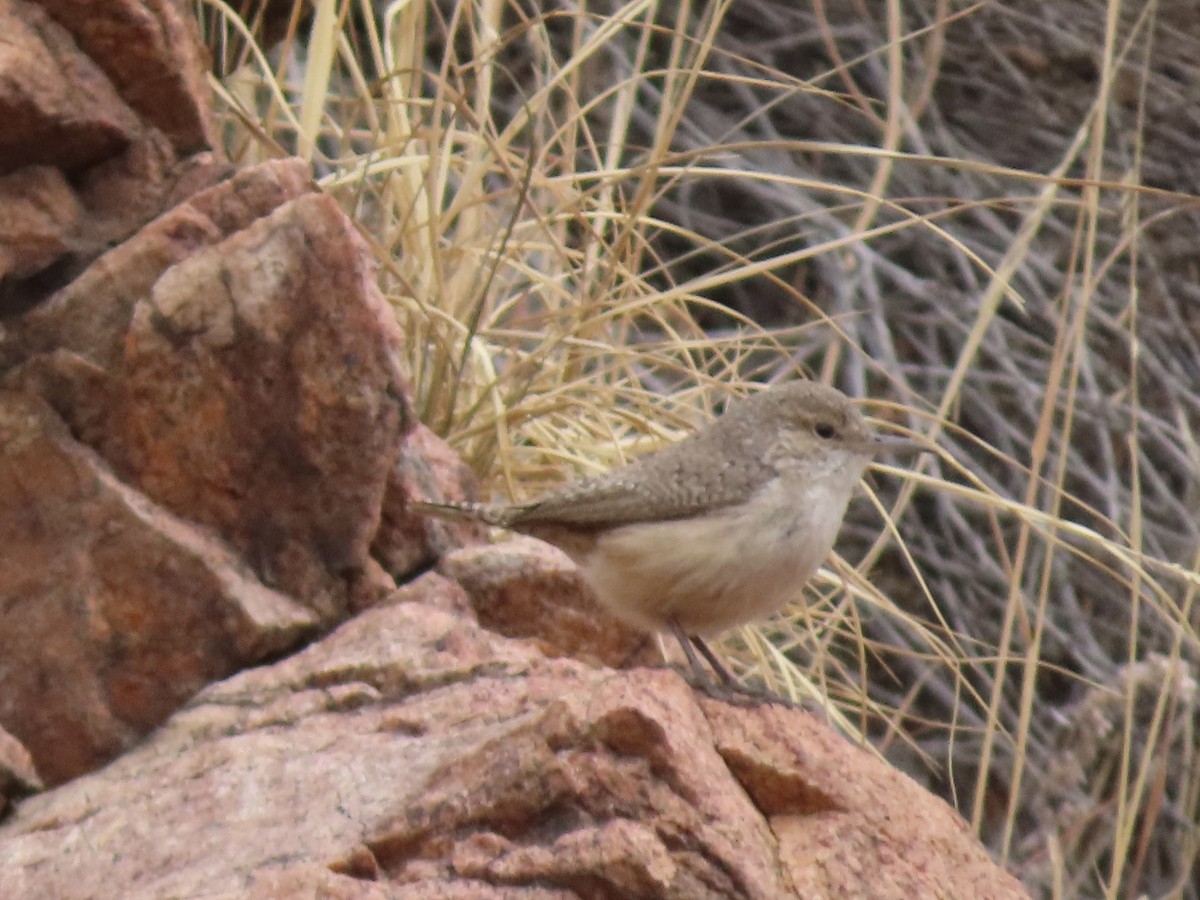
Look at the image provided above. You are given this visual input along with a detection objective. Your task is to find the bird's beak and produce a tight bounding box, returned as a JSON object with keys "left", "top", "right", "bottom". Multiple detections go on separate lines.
{"left": 869, "top": 434, "right": 928, "bottom": 456}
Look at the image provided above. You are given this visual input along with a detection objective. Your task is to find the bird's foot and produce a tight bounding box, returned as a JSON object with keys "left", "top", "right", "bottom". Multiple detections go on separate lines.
{"left": 675, "top": 666, "right": 805, "bottom": 709}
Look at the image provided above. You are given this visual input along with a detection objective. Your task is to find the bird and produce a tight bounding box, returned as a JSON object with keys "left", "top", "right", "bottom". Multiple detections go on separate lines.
{"left": 412, "top": 380, "right": 904, "bottom": 689}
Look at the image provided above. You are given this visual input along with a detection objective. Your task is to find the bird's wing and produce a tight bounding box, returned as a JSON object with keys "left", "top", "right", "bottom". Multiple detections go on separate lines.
{"left": 508, "top": 432, "right": 774, "bottom": 528}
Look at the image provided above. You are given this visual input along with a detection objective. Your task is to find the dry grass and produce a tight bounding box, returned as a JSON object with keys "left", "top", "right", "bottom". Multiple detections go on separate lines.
{"left": 200, "top": 1, "right": 1200, "bottom": 896}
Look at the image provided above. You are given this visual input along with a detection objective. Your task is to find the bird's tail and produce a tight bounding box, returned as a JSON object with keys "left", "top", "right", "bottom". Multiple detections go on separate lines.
{"left": 408, "top": 499, "right": 511, "bottom": 527}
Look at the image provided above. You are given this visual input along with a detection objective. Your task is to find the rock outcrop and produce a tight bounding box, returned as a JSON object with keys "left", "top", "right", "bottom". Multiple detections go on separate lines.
{"left": 0, "top": 592, "right": 1027, "bottom": 899}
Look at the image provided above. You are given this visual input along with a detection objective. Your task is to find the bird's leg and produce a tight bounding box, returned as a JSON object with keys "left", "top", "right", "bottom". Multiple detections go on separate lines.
{"left": 668, "top": 620, "right": 798, "bottom": 709}
{"left": 668, "top": 620, "right": 738, "bottom": 687}
{"left": 669, "top": 619, "right": 715, "bottom": 687}
{"left": 690, "top": 635, "right": 739, "bottom": 687}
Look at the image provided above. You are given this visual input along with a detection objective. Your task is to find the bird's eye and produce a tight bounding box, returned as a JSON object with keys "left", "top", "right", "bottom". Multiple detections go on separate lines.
{"left": 814, "top": 422, "right": 837, "bottom": 439}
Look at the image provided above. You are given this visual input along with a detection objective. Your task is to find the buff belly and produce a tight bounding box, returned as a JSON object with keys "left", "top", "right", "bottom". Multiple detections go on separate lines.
{"left": 570, "top": 478, "right": 853, "bottom": 637}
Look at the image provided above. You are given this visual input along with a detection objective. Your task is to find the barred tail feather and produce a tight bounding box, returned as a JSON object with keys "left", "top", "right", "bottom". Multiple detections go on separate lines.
{"left": 408, "top": 499, "right": 511, "bottom": 527}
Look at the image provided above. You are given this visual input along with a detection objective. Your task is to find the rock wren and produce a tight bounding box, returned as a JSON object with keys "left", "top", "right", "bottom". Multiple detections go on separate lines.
{"left": 413, "top": 381, "right": 901, "bottom": 687}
